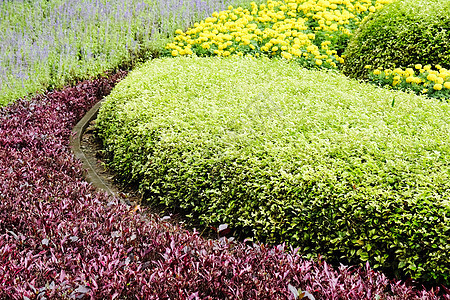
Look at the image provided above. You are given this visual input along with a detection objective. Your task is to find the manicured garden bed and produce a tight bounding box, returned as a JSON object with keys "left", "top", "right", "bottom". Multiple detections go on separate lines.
{"left": 96, "top": 56, "right": 450, "bottom": 287}
{"left": 2, "top": 70, "right": 446, "bottom": 300}
{"left": 1, "top": 0, "right": 450, "bottom": 297}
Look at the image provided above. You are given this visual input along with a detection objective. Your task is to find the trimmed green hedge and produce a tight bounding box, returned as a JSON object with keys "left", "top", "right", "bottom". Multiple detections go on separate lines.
{"left": 96, "top": 57, "right": 450, "bottom": 285}
{"left": 342, "top": 0, "right": 450, "bottom": 79}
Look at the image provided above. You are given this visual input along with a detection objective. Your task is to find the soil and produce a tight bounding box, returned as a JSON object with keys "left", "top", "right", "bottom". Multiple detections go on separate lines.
{"left": 80, "top": 121, "right": 142, "bottom": 207}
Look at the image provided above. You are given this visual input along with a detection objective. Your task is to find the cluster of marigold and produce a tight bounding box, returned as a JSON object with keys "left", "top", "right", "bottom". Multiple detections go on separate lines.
{"left": 165, "top": 0, "right": 394, "bottom": 70}
{"left": 365, "top": 64, "right": 450, "bottom": 99}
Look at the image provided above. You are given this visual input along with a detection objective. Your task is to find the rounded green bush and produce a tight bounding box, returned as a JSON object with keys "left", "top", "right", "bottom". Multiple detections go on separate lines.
{"left": 96, "top": 56, "right": 450, "bottom": 285}
{"left": 342, "top": 0, "right": 450, "bottom": 79}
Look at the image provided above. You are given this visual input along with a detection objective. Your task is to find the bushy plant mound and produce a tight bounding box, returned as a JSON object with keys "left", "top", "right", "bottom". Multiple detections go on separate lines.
{"left": 165, "top": 0, "right": 394, "bottom": 70}
{"left": 0, "top": 70, "right": 445, "bottom": 299}
{"left": 342, "top": 0, "right": 450, "bottom": 79}
{"left": 97, "top": 57, "right": 450, "bottom": 286}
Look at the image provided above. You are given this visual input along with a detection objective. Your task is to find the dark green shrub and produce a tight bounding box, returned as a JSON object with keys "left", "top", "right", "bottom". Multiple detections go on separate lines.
{"left": 342, "top": 0, "right": 450, "bottom": 79}
{"left": 96, "top": 57, "right": 450, "bottom": 286}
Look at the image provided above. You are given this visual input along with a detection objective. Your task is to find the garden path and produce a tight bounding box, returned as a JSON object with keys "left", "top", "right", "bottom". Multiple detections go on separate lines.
{"left": 71, "top": 103, "right": 221, "bottom": 239}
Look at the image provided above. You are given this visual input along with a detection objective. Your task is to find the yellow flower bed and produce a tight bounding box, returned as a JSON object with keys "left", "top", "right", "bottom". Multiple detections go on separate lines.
{"left": 366, "top": 64, "right": 450, "bottom": 100}
{"left": 165, "top": 0, "right": 394, "bottom": 70}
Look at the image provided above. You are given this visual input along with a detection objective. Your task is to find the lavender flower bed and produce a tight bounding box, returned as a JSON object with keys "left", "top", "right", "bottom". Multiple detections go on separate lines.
{"left": 0, "top": 0, "right": 263, "bottom": 106}
{"left": 0, "top": 73, "right": 448, "bottom": 299}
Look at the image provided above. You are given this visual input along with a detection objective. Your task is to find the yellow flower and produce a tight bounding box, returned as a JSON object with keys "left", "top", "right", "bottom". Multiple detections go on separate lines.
{"left": 422, "top": 89, "right": 428, "bottom": 93}
{"left": 330, "top": 24, "right": 338, "bottom": 31}
{"left": 444, "top": 82, "right": 450, "bottom": 89}
{"left": 405, "top": 76, "right": 414, "bottom": 83}
{"left": 436, "top": 64, "right": 442, "bottom": 70}
{"left": 423, "top": 65, "right": 432, "bottom": 71}
{"left": 281, "top": 51, "right": 292, "bottom": 60}
{"left": 171, "top": 50, "right": 179, "bottom": 56}
{"left": 433, "top": 83, "right": 443, "bottom": 90}
{"left": 427, "top": 74, "right": 438, "bottom": 82}
{"left": 373, "top": 69, "right": 381, "bottom": 75}
{"left": 164, "top": 0, "right": 397, "bottom": 68}
{"left": 415, "top": 64, "right": 422, "bottom": 70}
{"left": 405, "top": 68, "right": 414, "bottom": 76}
{"left": 440, "top": 71, "right": 450, "bottom": 79}
{"left": 364, "top": 65, "right": 372, "bottom": 69}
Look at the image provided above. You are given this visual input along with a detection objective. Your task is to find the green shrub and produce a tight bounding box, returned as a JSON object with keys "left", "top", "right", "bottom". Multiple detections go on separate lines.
{"left": 96, "top": 56, "right": 450, "bottom": 285}
{"left": 342, "top": 0, "right": 450, "bottom": 79}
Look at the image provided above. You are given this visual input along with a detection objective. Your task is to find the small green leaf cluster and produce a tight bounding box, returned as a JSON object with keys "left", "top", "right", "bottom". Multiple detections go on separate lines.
{"left": 96, "top": 57, "right": 450, "bottom": 286}
{"left": 342, "top": 0, "right": 450, "bottom": 80}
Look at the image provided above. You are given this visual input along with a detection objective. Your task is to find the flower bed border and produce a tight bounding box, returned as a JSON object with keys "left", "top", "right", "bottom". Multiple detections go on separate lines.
{"left": 70, "top": 99, "right": 117, "bottom": 198}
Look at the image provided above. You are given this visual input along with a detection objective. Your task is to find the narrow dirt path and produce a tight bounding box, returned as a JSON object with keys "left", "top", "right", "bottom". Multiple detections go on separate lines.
{"left": 70, "top": 101, "right": 220, "bottom": 239}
